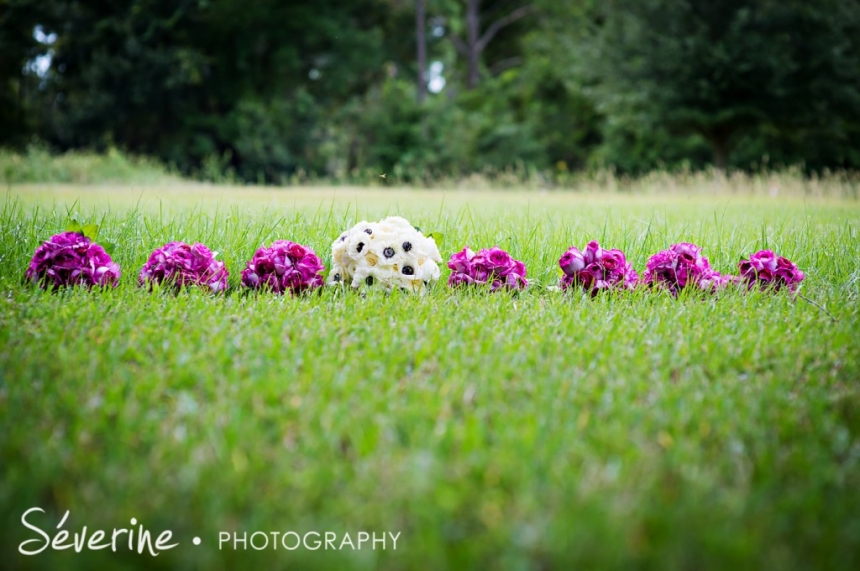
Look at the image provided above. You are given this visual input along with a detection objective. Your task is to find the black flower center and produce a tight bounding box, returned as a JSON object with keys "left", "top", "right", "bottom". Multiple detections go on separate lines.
{"left": 402, "top": 241, "right": 412, "bottom": 252}
{"left": 383, "top": 247, "right": 395, "bottom": 258}
{"left": 402, "top": 266, "right": 414, "bottom": 276}
{"left": 365, "top": 276, "right": 374, "bottom": 286}
{"left": 357, "top": 242, "right": 364, "bottom": 253}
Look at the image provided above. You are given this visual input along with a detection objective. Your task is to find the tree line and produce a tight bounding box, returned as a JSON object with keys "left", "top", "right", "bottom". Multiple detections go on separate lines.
{"left": 2, "top": 0, "right": 860, "bottom": 183}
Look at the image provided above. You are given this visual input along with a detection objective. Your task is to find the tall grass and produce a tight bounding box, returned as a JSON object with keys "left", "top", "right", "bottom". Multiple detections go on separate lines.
{"left": 3, "top": 146, "right": 859, "bottom": 198}
{"left": 0, "top": 146, "right": 178, "bottom": 185}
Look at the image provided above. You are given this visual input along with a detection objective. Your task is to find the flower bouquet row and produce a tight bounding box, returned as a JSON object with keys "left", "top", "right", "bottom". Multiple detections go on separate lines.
{"left": 558, "top": 241, "right": 804, "bottom": 295}
{"left": 25, "top": 220, "right": 804, "bottom": 296}
{"left": 24, "top": 231, "right": 322, "bottom": 295}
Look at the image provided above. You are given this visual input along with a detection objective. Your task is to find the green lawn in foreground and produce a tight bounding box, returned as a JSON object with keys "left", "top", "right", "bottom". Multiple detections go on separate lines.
{"left": 1, "top": 184, "right": 859, "bottom": 570}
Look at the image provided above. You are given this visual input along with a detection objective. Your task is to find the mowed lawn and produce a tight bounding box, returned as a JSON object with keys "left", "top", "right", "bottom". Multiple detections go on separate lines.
{"left": 1, "top": 183, "right": 859, "bottom": 570}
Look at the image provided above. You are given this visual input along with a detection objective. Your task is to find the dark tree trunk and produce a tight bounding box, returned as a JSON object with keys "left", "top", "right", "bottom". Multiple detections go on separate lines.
{"left": 451, "top": 1, "right": 535, "bottom": 90}
{"left": 709, "top": 128, "right": 732, "bottom": 172}
{"left": 465, "top": 0, "right": 480, "bottom": 89}
{"left": 713, "top": 140, "right": 728, "bottom": 172}
{"left": 416, "top": 0, "right": 427, "bottom": 104}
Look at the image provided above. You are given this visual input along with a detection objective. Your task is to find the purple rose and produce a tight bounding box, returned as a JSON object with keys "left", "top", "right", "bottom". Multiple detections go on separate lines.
{"left": 286, "top": 242, "right": 309, "bottom": 260}
{"left": 584, "top": 240, "right": 602, "bottom": 264}
{"left": 241, "top": 240, "right": 325, "bottom": 294}
{"left": 739, "top": 250, "right": 804, "bottom": 292}
{"left": 139, "top": 241, "right": 228, "bottom": 293}
{"left": 601, "top": 250, "right": 621, "bottom": 271}
{"left": 447, "top": 246, "right": 528, "bottom": 291}
{"left": 558, "top": 241, "right": 638, "bottom": 296}
{"left": 643, "top": 242, "right": 712, "bottom": 296}
{"left": 486, "top": 246, "right": 514, "bottom": 274}
{"left": 25, "top": 231, "right": 121, "bottom": 290}
{"left": 622, "top": 261, "right": 639, "bottom": 288}
{"left": 559, "top": 247, "right": 586, "bottom": 277}
{"left": 752, "top": 250, "right": 777, "bottom": 272}
{"left": 673, "top": 242, "right": 700, "bottom": 263}
{"left": 471, "top": 256, "right": 491, "bottom": 283}
{"left": 512, "top": 260, "right": 526, "bottom": 278}
{"left": 448, "top": 272, "right": 475, "bottom": 287}
{"left": 447, "top": 248, "right": 475, "bottom": 274}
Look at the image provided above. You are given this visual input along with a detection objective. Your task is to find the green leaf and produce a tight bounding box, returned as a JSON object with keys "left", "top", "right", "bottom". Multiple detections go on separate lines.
{"left": 82, "top": 223, "right": 99, "bottom": 241}
{"left": 100, "top": 241, "right": 116, "bottom": 256}
{"left": 66, "top": 219, "right": 83, "bottom": 234}
{"left": 427, "top": 231, "right": 444, "bottom": 245}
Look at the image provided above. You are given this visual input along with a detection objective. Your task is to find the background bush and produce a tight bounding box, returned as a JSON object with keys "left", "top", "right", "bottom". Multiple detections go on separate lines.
{"left": 2, "top": 0, "right": 859, "bottom": 183}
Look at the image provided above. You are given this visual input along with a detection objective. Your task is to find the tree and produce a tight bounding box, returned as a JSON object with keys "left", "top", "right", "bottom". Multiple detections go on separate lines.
{"left": 33, "top": 0, "right": 392, "bottom": 180}
{"left": 0, "top": 0, "right": 58, "bottom": 145}
{"left": 575, "top": 0, "right": 860, "bottom": 171}
{"left": 416, "top": 0, "right": 427, "bottom": 103}
{"left": 449, "top": 0, "right": 536, "bottom": 88}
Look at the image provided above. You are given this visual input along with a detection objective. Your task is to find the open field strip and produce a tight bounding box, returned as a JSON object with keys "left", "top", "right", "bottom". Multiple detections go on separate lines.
{"left": 1, "top": 184, "right": 859, "bottom": 570}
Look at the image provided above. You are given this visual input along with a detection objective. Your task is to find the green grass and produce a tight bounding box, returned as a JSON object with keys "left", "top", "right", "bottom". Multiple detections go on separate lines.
{"left": 0, "top": 147, "right": 178, "bottom": 185}
{"left": 1, "top": 183, "right": 859, "bottom": 570}
{"left": 3, "top": 146, "right": 860, "bottom": 196}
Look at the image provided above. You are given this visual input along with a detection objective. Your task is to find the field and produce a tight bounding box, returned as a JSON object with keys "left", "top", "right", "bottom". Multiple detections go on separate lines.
{"left": 1, "top": 182, "right": 859, "bottom": 570}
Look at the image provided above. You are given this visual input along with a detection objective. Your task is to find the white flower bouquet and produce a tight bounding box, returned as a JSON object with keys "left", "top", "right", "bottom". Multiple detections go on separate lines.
{"left": 328, "top": 216, "right": 442, "bottom": 293}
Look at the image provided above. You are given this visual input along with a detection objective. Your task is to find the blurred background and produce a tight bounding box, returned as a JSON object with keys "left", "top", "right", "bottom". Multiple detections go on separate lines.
{"left": 2, "top": 0, "right": 860, "bottom": 185}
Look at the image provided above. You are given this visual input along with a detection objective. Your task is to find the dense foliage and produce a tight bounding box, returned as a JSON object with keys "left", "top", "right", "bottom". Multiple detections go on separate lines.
{"left": 2, "top": 0, "right": 860, "bottom": 181}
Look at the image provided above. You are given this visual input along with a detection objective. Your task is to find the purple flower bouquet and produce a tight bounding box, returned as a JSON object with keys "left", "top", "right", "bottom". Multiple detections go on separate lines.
{"left": 25, "top": 231, "right": 121, "bottom": 290}
{"left": 738, "top": 250, "right": 804, "bottom": 292}
{"left": 558, "top": 241, "right": 638, "bottom": 295}
{"left": 139, "top": 241, "right": 228, "bottom": 293}
{"left": 643, "top": 242, "right": 731, "bottom": 295}
{"left": 448, "top": 246, "right": 528, "bottom": 291}
{"left": 241, "top": 240, "right": 325, "bottom": 294}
